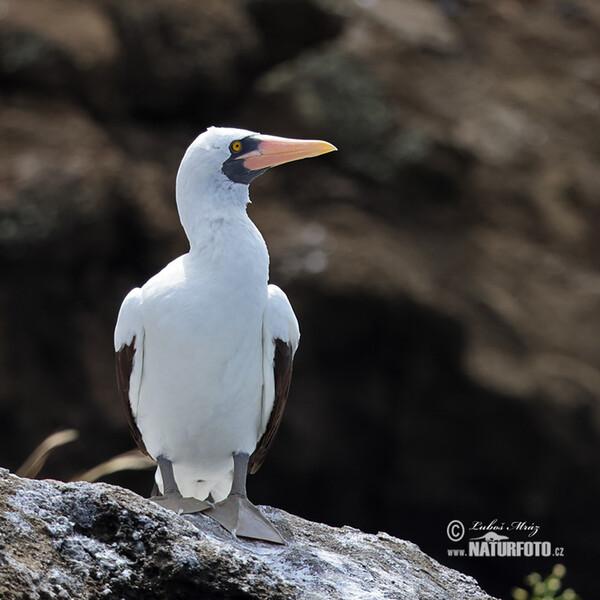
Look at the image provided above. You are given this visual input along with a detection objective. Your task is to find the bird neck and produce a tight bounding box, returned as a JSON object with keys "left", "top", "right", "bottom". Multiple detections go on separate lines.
{"left": 176, "top": 178, "right": 251, "bottom": 251}
{"left": 183, "top": 206, "right": 270, "bottom": 286}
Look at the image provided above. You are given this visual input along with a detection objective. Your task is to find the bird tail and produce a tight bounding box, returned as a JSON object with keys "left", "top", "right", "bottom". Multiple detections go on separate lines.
{"left": 154, "top": 466, "right": 233, "bottom": 503}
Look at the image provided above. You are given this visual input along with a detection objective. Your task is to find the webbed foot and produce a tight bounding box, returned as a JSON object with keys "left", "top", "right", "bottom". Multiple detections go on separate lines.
{"left": 203, "top": 451, "right": 284, "bottom": 544}
{"left": 150, "top": 491, "right": 211, "bottom": 514}
{"left": 205, "top": 493, "right": 283, "bottom": 544}
{"left": 150, "top": 455, "right": 211, "bottom": 514}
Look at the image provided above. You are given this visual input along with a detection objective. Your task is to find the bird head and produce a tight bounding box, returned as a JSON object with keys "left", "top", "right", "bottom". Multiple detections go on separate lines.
{"left": 175, "top": 127, "right": 336, "bottom": 231}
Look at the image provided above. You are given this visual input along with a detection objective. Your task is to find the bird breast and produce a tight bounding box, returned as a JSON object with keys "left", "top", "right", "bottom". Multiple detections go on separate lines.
{"left": 135, "top": 216, "right": 270, "bottom": 463}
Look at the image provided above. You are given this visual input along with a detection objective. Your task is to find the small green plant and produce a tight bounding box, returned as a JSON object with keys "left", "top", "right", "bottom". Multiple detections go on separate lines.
{"left": 512, "top": 564, "right": 580, "bottom": 600}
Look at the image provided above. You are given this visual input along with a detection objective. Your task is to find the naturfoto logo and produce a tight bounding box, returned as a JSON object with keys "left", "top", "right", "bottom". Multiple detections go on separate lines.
{"left": 446, "top": 519, "right": 564, "bottom": 559}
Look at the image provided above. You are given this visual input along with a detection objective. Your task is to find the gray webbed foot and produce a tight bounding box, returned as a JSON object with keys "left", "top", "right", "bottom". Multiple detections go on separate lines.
{"left": 205, "top": 493, "right": 284, "bottom": 544}
{"left": 150, "top": 491, "right": 211, "bottom": 514}
{"left": 150, "top": 455, "right": 211, "bottom": 515}
{"left": 204, "top": 452, "right": 284, "bottom": 544}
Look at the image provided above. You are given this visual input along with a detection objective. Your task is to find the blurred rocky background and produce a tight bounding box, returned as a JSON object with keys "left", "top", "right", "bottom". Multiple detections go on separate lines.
{"left": 1, "top": 0, "right": 598, "bottom": 597}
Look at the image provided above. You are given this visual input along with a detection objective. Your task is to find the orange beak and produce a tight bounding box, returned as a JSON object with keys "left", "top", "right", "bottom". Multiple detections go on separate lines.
{"left": 240, "top": 134, "right": 337, "bottom": 171}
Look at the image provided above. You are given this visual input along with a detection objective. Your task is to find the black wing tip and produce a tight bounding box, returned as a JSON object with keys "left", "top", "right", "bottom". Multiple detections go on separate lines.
{"left": 249, "top": 339, "right": 294, "bottom": 474}
{"left": 115, "top": 339, "right": 150, "bottom": 457}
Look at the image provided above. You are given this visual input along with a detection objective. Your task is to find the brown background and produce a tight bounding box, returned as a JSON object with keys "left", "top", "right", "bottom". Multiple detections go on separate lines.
{"left": 1, "top": 0, "right": 599, "bottom": 597}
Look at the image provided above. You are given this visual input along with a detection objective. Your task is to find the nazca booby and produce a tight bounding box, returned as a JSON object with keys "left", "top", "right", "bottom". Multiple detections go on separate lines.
{"left": 114, "top": 127, "right": 336, "bottom": 543}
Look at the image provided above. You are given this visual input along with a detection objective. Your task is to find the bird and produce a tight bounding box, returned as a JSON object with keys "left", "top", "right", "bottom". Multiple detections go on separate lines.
{"left": 114, "top": 126, "right": 336, "bottom": 543}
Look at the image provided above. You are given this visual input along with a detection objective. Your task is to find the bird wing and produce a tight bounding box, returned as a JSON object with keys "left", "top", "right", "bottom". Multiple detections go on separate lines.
{"left": 249, "top": 285, "right": 300, "bottom": 474}
{"left": 114, "top": 287, "right": 149, "bottom": 456}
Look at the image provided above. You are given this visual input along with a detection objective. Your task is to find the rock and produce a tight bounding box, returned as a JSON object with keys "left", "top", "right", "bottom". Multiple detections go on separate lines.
{"left": 236, "top": 0, "right": 600, "bottom": 407}
{"left": 0, "top": 0, "right": 119, "bottom": 71}
{"left": 355, "top": 0, "right": 463, "bottom": 53}
{"left": 242, "top": 0, "right": 347, "bottom": 65}
{"left": 0, "top": 0, "right": 267, "bottom": 119}
{"left": 0, "top": 469, "right": 495, "bottom": 600}
{"left": 254, "top": 47, "right": 405, "bottom": 182}
{"left": 95, "top": 0, "right": 263, "bottom": 118}
{"left": 0, "top": 0, "right": 121, "bottom": 112}
{"left": 0, "top": 101, "right": 121, "bottom": 249}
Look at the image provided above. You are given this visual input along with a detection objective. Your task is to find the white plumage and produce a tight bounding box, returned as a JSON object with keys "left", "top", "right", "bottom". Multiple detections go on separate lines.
{"left": 114, "top": 127, "right": 313, "bottom": 504}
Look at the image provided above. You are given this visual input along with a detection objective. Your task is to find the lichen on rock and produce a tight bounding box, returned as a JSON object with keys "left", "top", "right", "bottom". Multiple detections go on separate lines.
{"left": 0, "top": 469, "right": 495, "bottom": 600}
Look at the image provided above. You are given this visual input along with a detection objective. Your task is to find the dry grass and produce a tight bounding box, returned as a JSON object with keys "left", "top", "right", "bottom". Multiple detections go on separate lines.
{"left": 72, "top": 450, "right": 155, "bottom": 483}
{"left": 16, "top": 429, "right": 80, "bottom": 478}
{"left": 15, "top": 429, "right": 155, "bottom": 483}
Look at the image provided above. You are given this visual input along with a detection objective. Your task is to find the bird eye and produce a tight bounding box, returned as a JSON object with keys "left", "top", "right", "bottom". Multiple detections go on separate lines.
{"left": 231, "top": 141, "right": 243, "bottom": 153}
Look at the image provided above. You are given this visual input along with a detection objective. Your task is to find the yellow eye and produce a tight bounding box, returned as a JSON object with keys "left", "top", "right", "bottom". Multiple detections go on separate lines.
{"left": 231, "top": 141, "right": 242, "bottom": 152}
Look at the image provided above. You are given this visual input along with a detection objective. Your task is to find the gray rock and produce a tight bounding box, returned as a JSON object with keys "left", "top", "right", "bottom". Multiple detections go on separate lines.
{"left": 0, "top": 469, "right": 495, "bottom": 600}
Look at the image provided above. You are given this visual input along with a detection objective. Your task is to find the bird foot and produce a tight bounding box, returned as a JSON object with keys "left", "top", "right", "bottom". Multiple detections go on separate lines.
{"left": 204, "top": 493, "right": 284, "bottom": 544}
{"left": 150, "top": 492, "right": 211, "bottom": 514}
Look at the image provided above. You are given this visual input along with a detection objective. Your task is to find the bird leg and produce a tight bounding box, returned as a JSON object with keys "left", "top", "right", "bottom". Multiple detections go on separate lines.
{"left": 204, "top": 452, "right": 284, "bottom": 544}
{"left": 150, "top": 455, "right": 211, "bottom": 514}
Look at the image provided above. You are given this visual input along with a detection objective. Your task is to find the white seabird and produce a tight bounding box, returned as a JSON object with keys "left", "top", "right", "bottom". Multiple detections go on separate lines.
{"left": 114, "top": 127, "right": 336, "bottom": 543}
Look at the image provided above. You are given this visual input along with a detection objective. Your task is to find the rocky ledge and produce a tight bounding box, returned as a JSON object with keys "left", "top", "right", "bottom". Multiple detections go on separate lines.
{"left": 0, "top": 469, "right": 494, "bottom": 600}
